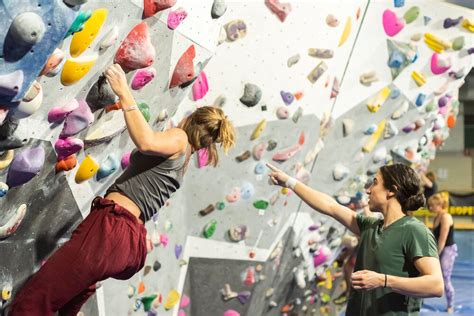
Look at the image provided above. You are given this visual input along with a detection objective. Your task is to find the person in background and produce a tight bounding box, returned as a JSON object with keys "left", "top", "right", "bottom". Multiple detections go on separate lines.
{"left": 420, "top": 171, "right": 438, "bottom": 200}
{"left": 428, "top": 193, "right": 457, "bottom": 314}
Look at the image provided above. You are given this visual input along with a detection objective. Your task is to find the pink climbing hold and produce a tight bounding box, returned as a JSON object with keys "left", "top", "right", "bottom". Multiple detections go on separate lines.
{"left": 272, "top": 144, "right": 302, "bottom": 161}
{"left": 160, "top": 233, "right": 169, "bottom": 247}
{"left": 47, "top": 99, "right": 80, "bottom": 123}
{"left": 55, "top": 138, "right": 84, "bottom": 160}
{"left": 180, "top": 294, "right": 190, "bottom": 308}
{"left": 167, "top": 7, "right": 188, "bottom": 30}
{"left": 226, "top": 187, "right": 241, "bottom": 203}
{"left": 313, "top": 245, "right": 331, "bottom": 267}
{"left": 143, "top": 0, "right": 177, "bottom": 19}
{"left": 224, "top": 310, "right": 240, "bottom": 316}
{"left": 197, "top": 148, "right": 209, "bottom": 168}
{"left": 169, "top": 45, "right": 195, "bottom": 88}
{"left": 430, "top": 53, "right": 451, "bottom": 75}
{"left": 131, "top": 67, "right": 156, "bottom": 90}
{"left": 7, "top": 146, "right": 45, "bottom": 188}
{"left": 60, "top": 100, "right": 94, "bottom": 138}
{"left": 252, "top": 142, "right": 267, "bottom": 160}
{"left": 114, "top": 22, "right": 156, "bottom": 71}
{"left": 178, "top": 310, "right": 186, "bottom": 316}
{"left": 265, "top": 0, "right": 292, "bottom": 22}
{"left": 382, "top": 9, "right": 405, "bottom": 37}
{"left": 192, "top": 71, "right": 209, "bottom": 101}
{"left": 121, "top": 151, "right": 131, "bottom": 169}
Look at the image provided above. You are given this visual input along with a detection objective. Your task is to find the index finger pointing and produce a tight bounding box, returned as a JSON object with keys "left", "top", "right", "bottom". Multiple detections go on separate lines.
{"left": 266, "top": 163, "right": 278, "bottom": 172}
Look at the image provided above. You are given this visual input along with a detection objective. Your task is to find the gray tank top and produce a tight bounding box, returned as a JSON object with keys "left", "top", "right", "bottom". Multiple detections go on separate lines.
{"left": 106, "top": 146, "right": 190, "bottom": 222}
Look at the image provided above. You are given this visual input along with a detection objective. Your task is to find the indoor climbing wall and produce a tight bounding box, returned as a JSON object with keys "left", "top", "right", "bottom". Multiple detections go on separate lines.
{"left": 0, "top": 0, "right": 472, "bottom": 316}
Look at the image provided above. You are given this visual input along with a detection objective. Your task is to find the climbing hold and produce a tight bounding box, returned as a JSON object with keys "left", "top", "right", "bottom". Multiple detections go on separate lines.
{"left": 333, "top": 164, "right": 349, "bottom": 181}
{"left": 373, "top": 147, "right": 388, "bottom": 163}
{"left": 167, "top": 7, "right": 187, "bottom": 30}
{"left": 237, "top": 291, "right": 251, "bottom": 304}
{"left": 64, "top": 0, "right": 89, "bottom": 5}
{"left": 131, "top": 67, "right": 156, "bottom": 91}
{"left": 0, "top": 182, "right": 8, "bottom": 197}
{"left": 252, "top": 142, "right": 267, "bottom": 160}
{"left": 141, "top": 294, "right": 158, "bottom": 312}
{"left": 447, "top": 115, "right": 456, "bottom": 129}
{"left": 394, "top": 0, "right": 405, "bottom": 8}
{"left": 169, "top": 45, "right": 195, "bottom": 88}
{"left": 55, "top": 137, "right": 83, "bottom": 160}
{"left": 253, "top": 199, "right": 269, "bottom": 210}
{"left": 213, "top": 95, "right": 226, "bottom": 108}
{"left": 403, "top": 6, "right": 420, "bottom": 24}
{"left": 13, "top": 80, "right": 43, "bottom": 119}
{"left": 216, "top": 201, "right": 225, "bottom": 210}
{"left": 424, "top": 33, "right": 452, "bottom": 53}
{"left": 308, "top": 48, "right": 333, "bottom": 59}
{"left": 448, "top": 68, "right": 465, "bottom": 80}
{"left": 326, "top": 14, "right": 339, "bottom": 27}
{"left": 221, "top": 284, "right": 238, "bottom": 301}
{"left": 7, "top": 146, "right": 45, "bottom": 188}
{"left": 342, "top": 119, "right": 354, "bottom": 137}
{"left": 199, "top": 204, "right": 215, "bottom": 216}
{"left": 192, "top": 71, "right": 209, "bottom": 101}
{"left": 137, "top": 102, "right": 151, "bottom": 122}
{"left": 461, "top": 18, "right": 474, "bottom": 32}
{"left": 383, "top": 10, "right": 404, "bottom": 37}
{"left": 115, "top": 22, "right": 155, "bottom": 71}
{"left": 414, "top": 118, "right": 425, "bottom": 130}
{"left": 197, "top": 148, "right": 209, "bottom": 168}
{"left": 235, "top": 150, "right": 251, "bottom": 162}
{"left": 86, "top": 76, "right": 117, "bottom": 112}
{"left": 127, "top": 285, "right": 136, "bottom": 298}
{"left": 272, "top": 144, "right": 301, "bottom": 161}
{"left": 39, "top": 48, "right": 65, "bottom": 77}
{"left": 430, "top": 53, "right": 451, "bottom": 75}
{"left": 307, "top": 61, "right": 327, "bottom": 84}
{"left": 313, "top": 245, "right": 331, "bottom": 267}
{"left": 0, "top": 204, "right": 27, "bottom": 239}
{"left": 175, "top": 244, "right": 183, "bottom": 259}
{"left": 75, "top": 155, "right": 99, "bottom": 183}
{"left": 143, "top": 0, "right": 177, "bottom": 18}
{"left": 250, "top": 119, "right": 266, "bottom": 140}
{"left": 153, "top": 260, "right": 161, "bottom": 271}
{"left": 10, "top": 12, "right": 45, "bottom": 46}
{"left": 224, "top": 310, "right": 240, "bottom": 316}
{"left": 267, "top": 139, "right": 277, "bottom": 151}
{"left": 338, "top": 17, "right": 352, "bottom": 47}
{"left": 180, "top": 294, "right": 190, "bottom": 309}
{"left": 383, "top": 121, "right": 398, "bottom": 139}
{"left": 60, "top": 100, "right": 94, "bottom": 138}
{"left": 389, "top": 50, "right": 405, "bottom": 69}
{"left": 96, "top": 154, "right": 119, "bottom": 180}
{"left": 280, "top": 91, "right": 294, "bottom": 105}
{"left": 423, "top": 15, "right": 432, "bottom": 25}
{"left": 65, "top": 10, "right": 92, "bottom": 38}
{"left": 362, "top": 119, "right": 386, "bottom": 153}
{"left": 225, "top": 187, "right": 241, "bottom": 203}
{"left": 55, "top": 155, "right": 77, "bottom": 173}
{"left": 0, "top": 70, "right": 24, "bottom": 98}
{"left": 211, "top": 0, "right": 227, "bottom": 19}
{"left": 443, "top": 16, "right": 463, "bottom": 28}
{"left": 410, "top": 33, "right": 422, "bottom": 41}
{"left": 61, "top": 54, "right": 98, "bottom": 86}
{"left": 367, "top": 87, "right": 391, "bottom": 113}
{"left": 411, "top": 71, "right": 426, "bottom": 86}
{"left": 452, "top": 36, "right": 464, "bottom": 51}
{"left": 241, "top": 182, "right": 255, "bottom": 200}
{"left": 225, "top": 20, "right": 247, "bottom": 41}
{"left": 292, "top": 107, "right": 303, "bottom": 123}
{"left": 330, "top": 78, "right": 340, "bottom": 99}
{"left": 244, "top": 266, "right": 256, "bottom": 285}
{"left": 265, "top": 0, "right": 292, "bottom": 22}
{"left": 402, "top": 122, "right": 416, "bottom": 133}
{"left": 390, "top": 88, "right": 400, "bottom": 99}
{"left": 359, "top": 71, "right": 378, "bottom": 85}
{"left": 391, "top": 100, "right": 409, "bottom": 119}
{"left": 276, "top": 106, "right": 289, "bottom": 119}
{"left": 70, "top": 8, "right": 108, "bottom": 57}
{"left": 137, "top": 281, "right": 145, "bottom": 295}
{"left": 240, "top": 83, "right": 262, "bottom": 107}
{"left": 228, "top": 225, "right": 249, "bottom": 242}
{"left": 439, "top": 95, "right": 450, "bottom": 108}
{"left": 415, "top": 93, "right": 425, "bottom": 107}
{"left": 0, "top": 149, "right": 14, "bottom": 170}
{"left": 287, "top": 54, "right": 300, "bottom": 67}
{"left": 1, "top": 282, "right": 12, "bottom": 301}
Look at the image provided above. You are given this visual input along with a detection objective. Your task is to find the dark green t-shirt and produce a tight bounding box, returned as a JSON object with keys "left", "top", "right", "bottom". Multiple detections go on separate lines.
{"left": 346, "top": 214, "right": 439, "bottom": 316}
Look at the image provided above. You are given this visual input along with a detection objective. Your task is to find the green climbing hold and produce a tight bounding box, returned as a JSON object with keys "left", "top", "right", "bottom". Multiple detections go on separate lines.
{"left": 203, "top": 219, "right": 217, "bottom": 238}
{"left": 216, "top": 201, "right": 225, "bottom": 210}
{"left": 452, "top": 36, "right": 464, "bottom": 51}
{"left": 403, "top": 6, "right": 420, "bottom": 24}
{"left": 65, "top": 11, "right": 92, "bottom": 38}
{"left": 138, "top": 102, "right": 151, "bottom": 122}
{"left": 141, "top": 294, "right": 158, "bottom": 312}
{"left": 253, "top": 199, "right": 269, "bottom": 210}
{"left": 425, "top": 101, "right": 435, "bottom": 112}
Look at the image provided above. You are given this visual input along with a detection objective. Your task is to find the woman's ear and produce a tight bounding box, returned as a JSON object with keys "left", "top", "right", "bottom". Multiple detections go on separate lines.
{"left": 386, "top": 185, "right": 397, "bottom": 198}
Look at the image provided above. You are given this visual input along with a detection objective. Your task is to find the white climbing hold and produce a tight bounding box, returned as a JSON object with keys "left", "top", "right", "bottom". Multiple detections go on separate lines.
{"left": 391, "top": 101, "right": 409, "bottom": 119}
{"left": 0, "top": 204, "right": 27, "bottom": 239}
{"left": 287, "top": 54, "right": 300, "bottom": 67}
{"left": 276, "top": 106, "right": 289, "bottom": 119}
{"left": 99, "top": 26, "right": 119, "bottom": 50}
{"left": 384, "top": 121, "right": 399, "bottom": 139}
{"left": 372, "top": 147, "right": 388, "bottom": 163}
{"left": 10, "top": 12, "right": 46, "bottom": 45}
{"left": 333, "top": 164, "right": 349, "bottom": 181}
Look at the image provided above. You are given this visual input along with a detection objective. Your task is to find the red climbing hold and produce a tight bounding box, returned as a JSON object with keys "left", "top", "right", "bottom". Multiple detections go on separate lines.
{"left": 114, "top": 22, "right": 156, "bottom": 71}
{"left": 143, "top": 0, "right": 177, "bottom": 19}
{"left": 169, "top": 45, "right": 195, "bottom": 89}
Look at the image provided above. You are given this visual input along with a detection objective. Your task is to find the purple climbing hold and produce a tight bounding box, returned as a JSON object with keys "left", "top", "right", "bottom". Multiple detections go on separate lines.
{"left": 468, "top": 47, "right": 474, "bottom": 55}
{"left": 48, "top": 99, "right": 80, "bottom": 123}
{"left": 131, "top": 68, "right": 156, "bottom": 90}
{"left": 402, "top": 123, "right": 416, "bottom": 133}
{"left": 55, "top": 138, "right": 84, "bottom": 160}
{"left": 7, "top": 146, "right": 45, "bottom": 188}
{"left": 443, "top": 16, "right": 463, "bottom": 28}
{"left": 0, "top": 70, "right": 24, "bottom": 98}
{"left": 175, "top": 244, "right": 183, "bottom": 259}
{"left": 438, "top": 96, "right": 449, "bottom": 108}
{"left": 60, "top": 100, "right": 94, "bottom": 138}
{"left": 237, "top": 291, "right": 251, "bottom": 304}
{"left": 280, "top": 90, "right": 294, "bottom": 105}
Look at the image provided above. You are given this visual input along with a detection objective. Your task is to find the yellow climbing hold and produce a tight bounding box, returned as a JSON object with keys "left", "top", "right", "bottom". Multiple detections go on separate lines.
{"left": 367, "top": 87, "right": 391, "bottom": 113}
{"left": 61, "top": 54, "right": 98, "bottom": 86}
{"left": 424, "top": 33, "right": 452, "bottom": 53}
{"left": 250, "top": 119, "right": 267, "bottom": 140}
{"left": 411, "top": 71, "right": 426, "bottom": 87}
{"left": 338, "top": 17, "right": 352, "bottom": 47}
{"left": 0, "top": 150, "right": 14, "bottom": 169}
{"left": 70, "top": 8, "right": 108, "bottom": 57}
{"left": 164, "top": 289, "right": 180, "bottom": 310}
{"left": 75, "top": 155, "right": 99, "bottom": 183}
{"left": 1, "top": 283, "right": 12, "bottom": 301}
{"left": 362, "top": 119, "right": 386, "bottom": 153}
{"left": 461, "top": 18, "right": 474, "bottom": 32}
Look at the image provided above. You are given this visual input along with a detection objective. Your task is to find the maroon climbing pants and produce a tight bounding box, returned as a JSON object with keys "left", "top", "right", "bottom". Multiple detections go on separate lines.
{"left": 8, "top": 197, "right": 147, "bottom": 316}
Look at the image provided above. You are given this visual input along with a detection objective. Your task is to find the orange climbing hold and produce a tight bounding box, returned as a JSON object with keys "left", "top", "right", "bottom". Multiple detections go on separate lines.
{"left": 105, "top": 101, "right": 121, "bottom": 113}
{"left": 294, "top": 91, "right": 303, "bottom": 100}
{"left": 169, "top": 45, "right": 196, "bottom": 88}
{"left": 55, "top": 155, "right": 77, "bottom": 173}
{"left": 114, "top": 22, "right": 156, "bottom": 71}
{"left": 447, "top": 115, "right": 456, "bottom": 128}
{"left": 138, "top": 281, "right": 145, "bottom": 294}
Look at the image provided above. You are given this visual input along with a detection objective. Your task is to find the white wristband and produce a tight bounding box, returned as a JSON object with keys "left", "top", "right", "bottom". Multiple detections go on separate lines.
{"left": 122, "top": 105, "right": 138, "bottom": 112}
{"left": 285, "top": 177, "right": 298, "bottom": 190}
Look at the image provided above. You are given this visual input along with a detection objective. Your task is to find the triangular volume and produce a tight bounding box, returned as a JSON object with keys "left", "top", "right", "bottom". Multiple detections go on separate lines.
{"left": 114, "top": 22, "right": 156, "bottom": 71}
{"left": 169, "top": 45, "right": 196, "bottom": 88}
{"left": 386, "top": 39, "right": 417, "bottom": 80}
